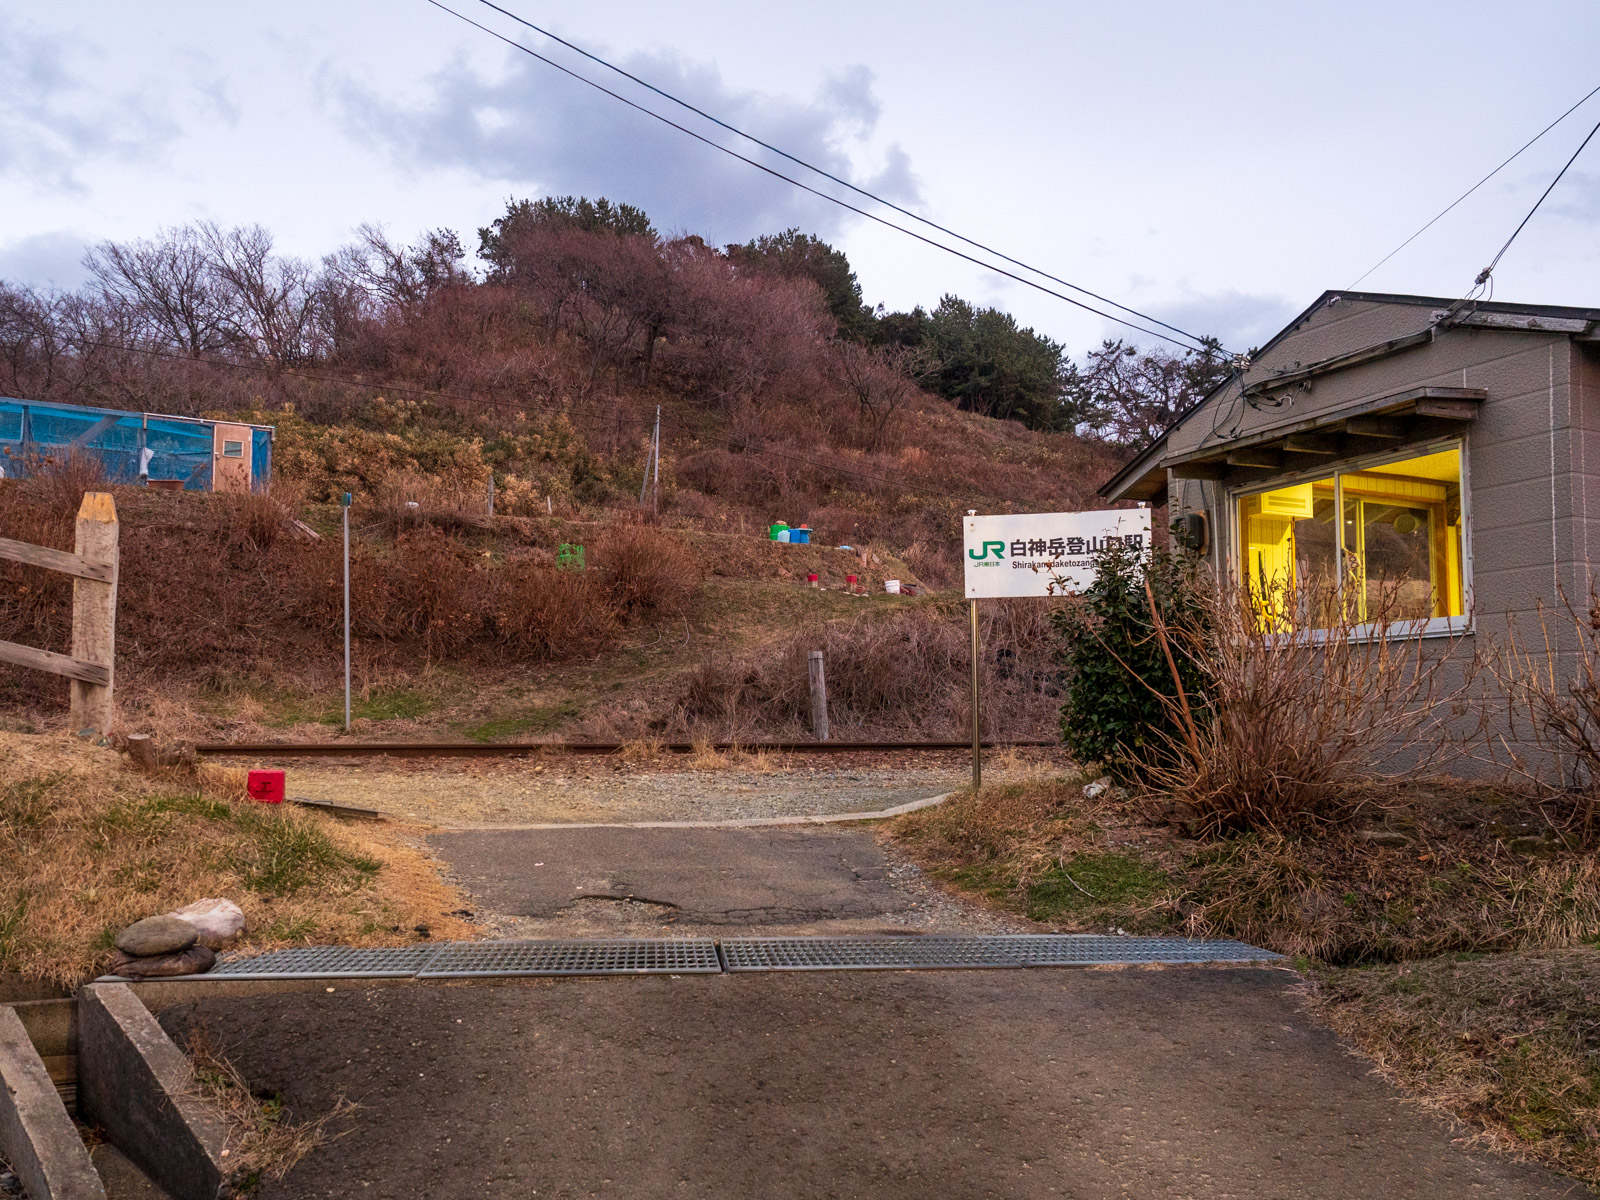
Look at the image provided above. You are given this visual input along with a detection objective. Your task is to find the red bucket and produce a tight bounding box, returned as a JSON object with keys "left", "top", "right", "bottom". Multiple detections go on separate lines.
{"left": 247, "top": 769, "right": 286, "bottom": 804}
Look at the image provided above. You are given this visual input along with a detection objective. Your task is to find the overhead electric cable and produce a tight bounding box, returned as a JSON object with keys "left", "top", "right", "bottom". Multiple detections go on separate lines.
{"left": 1472, "top": 110, "right": 1600, "bottom": 290}
{"left": 1348, "top": 82, "right": 1600, "bottom": 290}
{"left": 421, "top": 0, "right": 1221, "bottom": 355}
{"left": 469, "top": 0, "right": 1213, "bottom": 353}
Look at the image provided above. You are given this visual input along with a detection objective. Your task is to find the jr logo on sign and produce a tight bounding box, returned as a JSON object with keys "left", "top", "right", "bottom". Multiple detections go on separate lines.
{"left": 968, "top": 540, "right": 1006, "bottom": 561}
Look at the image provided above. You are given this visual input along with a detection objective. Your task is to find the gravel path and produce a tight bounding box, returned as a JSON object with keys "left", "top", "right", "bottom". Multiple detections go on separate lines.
{"left": 252, "top": 751, "right": 1065, "bottom": 828}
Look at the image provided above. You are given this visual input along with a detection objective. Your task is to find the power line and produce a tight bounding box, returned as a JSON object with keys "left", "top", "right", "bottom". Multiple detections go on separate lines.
{"left": 421, "top": 0, "right": 1222, "bottom": 356}
{"left": 469, "top": 0, "right": 1215, "bottom": 354}
{"left": 1349, "top": 82, "right": 1600, "bottom": 290}
{"left": 1473, "top": 110, "right": 1600, "bottom": 290}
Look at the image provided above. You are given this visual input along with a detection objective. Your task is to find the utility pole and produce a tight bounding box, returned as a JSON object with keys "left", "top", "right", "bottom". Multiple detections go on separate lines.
{"left": 651, "top": 405, "right": 661, "bottom": 516}
{"left": 639, "top": 406, "right": 661, "bottom": 513}
{"left": 342, "top": 492, "right": 352, "bottom": 733}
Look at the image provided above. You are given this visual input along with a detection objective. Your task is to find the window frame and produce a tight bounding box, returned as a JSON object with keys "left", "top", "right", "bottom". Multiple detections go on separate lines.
{"left": 1225, "top": 435, "right": 1474, "bottom": 641}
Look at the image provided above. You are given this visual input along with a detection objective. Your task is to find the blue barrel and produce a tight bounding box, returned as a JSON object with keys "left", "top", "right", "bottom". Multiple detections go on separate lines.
{"left": 790, "top": 526, "right": 811, "bottom": 544}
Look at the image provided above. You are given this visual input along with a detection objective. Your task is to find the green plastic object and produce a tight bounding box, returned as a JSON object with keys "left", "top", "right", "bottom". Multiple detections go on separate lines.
{"left": 768, "top": 522, "right": 789, "bottom": 541}
{"left": 557, "top": 543, "right": 586, "bottom": 570}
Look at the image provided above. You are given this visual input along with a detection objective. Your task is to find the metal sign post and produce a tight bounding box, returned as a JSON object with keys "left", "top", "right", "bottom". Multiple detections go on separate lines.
{"left": 342, "top": 492, "right": 352, "bottom": 733}
{"left": 962, "top": 506, "right": 1152, "bottom": 793}
{"left": 969, "top": 596, "right": 981, "bottom": 790}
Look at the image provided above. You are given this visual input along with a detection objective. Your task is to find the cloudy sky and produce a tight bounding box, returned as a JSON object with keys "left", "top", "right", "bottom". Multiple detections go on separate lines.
{"left": 3, "top": 1, "right": 1599, "bottom": 356}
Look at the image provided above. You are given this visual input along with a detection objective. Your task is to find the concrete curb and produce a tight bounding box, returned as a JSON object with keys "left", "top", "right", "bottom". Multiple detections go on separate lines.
{"left": 78, "top": 984, "right": 231, "bottom": 1200}
{"left": 474, "top": 790, "right": 955, "bottom": 831}
{"left": 0, "top": 1005, "right": 105, "bottom": 1200}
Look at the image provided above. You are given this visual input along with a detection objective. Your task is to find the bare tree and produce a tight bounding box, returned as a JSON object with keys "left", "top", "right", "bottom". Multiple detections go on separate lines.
{"left": 198, "top": 222, "right": 321, "bottom": 364}
{"left": 0, "top": 283, "right": 64, "bottom": 394}
{"left": 84, "top": 225, "right": 233, "bottom": 356}
{"left": 828, "top": 341, "right": 929, "bottom": 452}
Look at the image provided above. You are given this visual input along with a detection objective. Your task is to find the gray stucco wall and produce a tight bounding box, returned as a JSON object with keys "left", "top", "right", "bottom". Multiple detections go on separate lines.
{"left": 1159, "top": 297, "right": 1600, "bottom": 778}
{"left": 1166, "top": 297, "right": 1589, "bottom": 639}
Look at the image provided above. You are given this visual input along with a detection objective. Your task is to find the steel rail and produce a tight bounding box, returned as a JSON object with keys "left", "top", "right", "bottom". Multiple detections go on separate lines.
{"left": 195, "top": 739, "right": 1058, "bottom": 759}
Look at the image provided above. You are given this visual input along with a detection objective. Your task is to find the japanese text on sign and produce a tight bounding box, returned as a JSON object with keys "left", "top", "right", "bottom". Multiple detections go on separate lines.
{"left": 963, "top": 509, "right": 1151, "bottom": 598}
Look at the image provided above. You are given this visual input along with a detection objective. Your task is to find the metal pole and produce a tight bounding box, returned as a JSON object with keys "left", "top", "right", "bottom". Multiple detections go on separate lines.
{"left": 342, "top": 494, "right": 352, "bottom": 733}
{"left": 650, "top": 405, "right": 661, "bottom": 516}
{"left": 970, "top": 598, "right": 981, "bottom": 791}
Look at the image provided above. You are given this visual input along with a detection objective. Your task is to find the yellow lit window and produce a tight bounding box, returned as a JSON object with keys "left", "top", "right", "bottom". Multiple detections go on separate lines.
{"left": 1236, "top": 445, "right": 1466, "bottom": 630}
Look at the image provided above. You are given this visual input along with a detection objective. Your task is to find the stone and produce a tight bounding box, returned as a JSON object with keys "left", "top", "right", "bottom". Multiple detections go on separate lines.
{"left": 108, "top": 945, "right": 215, "bottom": 979}
{"left": 114, "top": 915, "right": 198, "bottom": 957}
{"left": 164, "top": 898, "right": 246, "bottom": 950}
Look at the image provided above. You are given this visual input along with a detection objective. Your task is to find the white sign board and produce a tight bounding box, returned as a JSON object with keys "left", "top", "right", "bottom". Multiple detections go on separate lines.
{"left": 963, "top": 508, "right": 1152, "bottom": 599}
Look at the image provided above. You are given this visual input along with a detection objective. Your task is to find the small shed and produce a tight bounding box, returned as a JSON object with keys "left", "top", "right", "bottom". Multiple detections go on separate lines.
{"left": 0, "top": 397, "right": 274, "bottom": 493}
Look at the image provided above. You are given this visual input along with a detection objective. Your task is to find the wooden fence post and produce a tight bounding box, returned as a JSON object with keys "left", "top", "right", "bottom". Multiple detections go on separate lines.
{"left": 808, "top": 650, "right": 829, "bottom": 742}
{"left": 68, "top": 493, "right": 118, "bottom": 735}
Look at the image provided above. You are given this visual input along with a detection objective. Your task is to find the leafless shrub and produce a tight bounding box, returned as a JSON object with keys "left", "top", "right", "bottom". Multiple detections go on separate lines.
{"left": 591, "top": 520, "right": 700, "bottom": 618}
{"left": 1138, "top": 580, "right": 1484, "bottom": 834}
{"left": 1487, "top": 591, "right": 1600, "bottom": 833}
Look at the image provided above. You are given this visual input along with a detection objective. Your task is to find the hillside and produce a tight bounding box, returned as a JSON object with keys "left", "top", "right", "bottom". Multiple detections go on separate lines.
{"left": 0, "top": 205, "right": 1145, "bottom": 742}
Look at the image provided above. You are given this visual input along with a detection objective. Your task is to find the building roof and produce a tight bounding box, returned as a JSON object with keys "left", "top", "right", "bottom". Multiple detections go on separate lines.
{"left": 1097, "top": 289, "right": 1600, "bottom": 501}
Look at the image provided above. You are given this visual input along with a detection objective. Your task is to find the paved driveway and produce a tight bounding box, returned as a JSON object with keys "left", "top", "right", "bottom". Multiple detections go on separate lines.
{"left": 160, "top": 968, "right": 1578, "bottom": 1199}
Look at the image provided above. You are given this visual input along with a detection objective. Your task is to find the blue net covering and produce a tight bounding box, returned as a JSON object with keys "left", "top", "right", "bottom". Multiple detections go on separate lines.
{"left": 0, "top": 397, "right": 273, "bottom": 492}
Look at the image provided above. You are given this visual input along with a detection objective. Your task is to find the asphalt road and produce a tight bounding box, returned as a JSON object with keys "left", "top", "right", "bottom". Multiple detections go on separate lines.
{"left": 157, "top": 968, "right": 1578, "bottom": 1199}
{"left": 431, "top": 825, "right": 912, "bottom": 928}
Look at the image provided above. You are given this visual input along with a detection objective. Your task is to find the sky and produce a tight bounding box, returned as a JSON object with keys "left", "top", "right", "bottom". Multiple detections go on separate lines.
{"left": 3, "top": 1, "right": 1599, "bottom": 358}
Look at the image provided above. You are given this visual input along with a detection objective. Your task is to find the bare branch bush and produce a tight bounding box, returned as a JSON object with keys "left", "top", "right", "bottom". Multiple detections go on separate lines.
{"left": 1485, "top": 591, "right": 1600, "bottom": 834}
{"left": 1138, "top": 579, "right": 1484, "bottom": 834}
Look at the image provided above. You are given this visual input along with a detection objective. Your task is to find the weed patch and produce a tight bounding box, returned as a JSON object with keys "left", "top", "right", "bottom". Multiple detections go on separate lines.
{"left": 1310, "top": 950, "right": 1600, "bottom": 1186}
{"left": 0, "top": 731, "right": 473, "bottom": 986}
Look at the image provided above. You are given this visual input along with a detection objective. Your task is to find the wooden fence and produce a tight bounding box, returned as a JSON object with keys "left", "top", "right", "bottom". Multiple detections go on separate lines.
{"left": 0, "top": 492, "right": 119, "bottom": 734}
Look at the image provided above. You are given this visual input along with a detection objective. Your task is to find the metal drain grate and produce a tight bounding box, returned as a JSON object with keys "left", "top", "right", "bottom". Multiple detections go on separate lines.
{"left": 721, "top": 937, "right": 1023, "bottom": 971}
{"left": 206, "top": 945, "right": 440, "bottom": 979}
{"left": 1007, "top": 935, "right": 1276, "bottom": 966}
{"left": 720, "top": 935, "right": 1281, "bottom": 972}
{"left": 418, "top": 938, "right": 722, "bottom": 978}
{"left": 131, "top": 934, "right": 1278, "bottom": 982}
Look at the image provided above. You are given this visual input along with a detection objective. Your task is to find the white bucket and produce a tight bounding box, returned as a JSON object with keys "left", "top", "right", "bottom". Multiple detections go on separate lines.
{"left": 884, "top": 579, "right": 901, "bottom": 594}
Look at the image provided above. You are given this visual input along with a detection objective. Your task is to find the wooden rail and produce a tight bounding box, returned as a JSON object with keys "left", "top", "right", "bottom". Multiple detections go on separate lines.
{"left": 0, "top": 493, "right": 119, "bottom": 733}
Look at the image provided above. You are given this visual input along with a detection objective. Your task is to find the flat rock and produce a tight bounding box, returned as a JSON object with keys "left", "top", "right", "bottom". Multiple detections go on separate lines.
{"left": 115, "top": 915, "right": 199, "bottom": 956}
{"left": 109, "top": 944, "right": 214, "bottom": 978}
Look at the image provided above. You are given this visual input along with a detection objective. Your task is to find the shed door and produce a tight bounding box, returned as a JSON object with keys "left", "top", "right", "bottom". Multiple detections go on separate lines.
{"left": 212, "top": 423, "right": 254, "bottom": 494}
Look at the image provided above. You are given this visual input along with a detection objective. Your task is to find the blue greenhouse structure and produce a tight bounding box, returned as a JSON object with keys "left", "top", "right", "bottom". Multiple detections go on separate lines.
{"left": 0, "top": 397, "right": 274, "bottom": 493}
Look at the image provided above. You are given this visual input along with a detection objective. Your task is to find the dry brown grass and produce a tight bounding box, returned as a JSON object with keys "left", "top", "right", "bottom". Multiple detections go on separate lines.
{"left": 183, "top": 1026, "right": 356, "bottom": 1188}
{"left": 665, "top": 598, "right": 1062, "bottom": 741}
{"left": 895, "top": 775, "right": 1600, "bottom": 964}
{"left": 0, "top": 730, "right": 475, "bottom": 986}
{"left": 1138, "top": 581, "right": 1483, "bottom": 835}
{"left": 1309, "top": 950, "right": 1600, "bottom": 1187}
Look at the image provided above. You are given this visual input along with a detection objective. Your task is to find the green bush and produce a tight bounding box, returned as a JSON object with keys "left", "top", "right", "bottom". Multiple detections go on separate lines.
{"left": 1053, "top": 536, "right": 1208, "bottom": 774}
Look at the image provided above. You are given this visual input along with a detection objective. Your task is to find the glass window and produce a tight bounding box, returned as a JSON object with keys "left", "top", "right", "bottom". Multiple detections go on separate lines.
{"left": 222, "top": 440, "right": 244, "bottom": 458}
{"left": 1236, "top": 445, "right": 1466, "bottom": 631}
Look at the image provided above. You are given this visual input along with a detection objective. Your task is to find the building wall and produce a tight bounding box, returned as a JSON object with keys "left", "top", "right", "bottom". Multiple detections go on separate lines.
{"left": 1161, "top": 299, "right": 1600, "bottom": 779}
{"left": 1166, "top": 298, "right": 1586, "bottom": 638}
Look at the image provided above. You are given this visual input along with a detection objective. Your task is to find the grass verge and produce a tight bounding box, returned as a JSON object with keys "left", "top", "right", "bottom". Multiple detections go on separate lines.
{"left": 1309, "top": 950, "right": 1600, "bottom": 1188}
{"left": 893, "top": 774, "right": 1600, "bottom": 1188}
{"left": 0, "top": 731, "right": 475, "bottom": 986}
